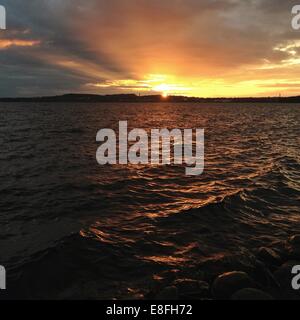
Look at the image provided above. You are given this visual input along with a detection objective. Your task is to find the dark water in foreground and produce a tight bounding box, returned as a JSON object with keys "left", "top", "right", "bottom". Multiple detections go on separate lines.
{"left": 1, "top": 102, "right": 300, "bottom": 299}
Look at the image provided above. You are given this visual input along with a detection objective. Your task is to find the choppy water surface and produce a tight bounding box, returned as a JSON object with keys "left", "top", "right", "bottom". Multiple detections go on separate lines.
{"left": 1, "top": 102, "right": 300, "bottom": 299}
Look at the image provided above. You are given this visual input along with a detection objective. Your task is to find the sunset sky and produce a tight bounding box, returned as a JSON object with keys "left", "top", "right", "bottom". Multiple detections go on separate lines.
{"left": 1, "top": 0, "right": 300, "bottom": 97}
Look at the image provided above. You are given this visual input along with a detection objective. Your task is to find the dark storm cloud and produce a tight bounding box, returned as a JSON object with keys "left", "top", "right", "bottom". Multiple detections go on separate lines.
{"left": 0, "top": 0, "right": 131, "bottom": 96}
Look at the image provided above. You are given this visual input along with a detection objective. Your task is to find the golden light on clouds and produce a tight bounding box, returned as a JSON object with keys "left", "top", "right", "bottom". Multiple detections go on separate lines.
{"left": 86, "top": 71, "right": 300, "bottom": 98}
{"left": 86, "top": 74, "right": 193, "bottom": 96}
{"left": 2, "top": 1, "right": 300, "bottom": 97}
{"left": 0, "top": 39, "right": 40, "bottom": 49}
{"left": 75, "top": 29, "right": 300, "bottom": 98}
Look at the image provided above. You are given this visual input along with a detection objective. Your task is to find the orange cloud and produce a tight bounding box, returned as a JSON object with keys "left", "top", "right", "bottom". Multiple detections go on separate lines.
{"left": 0, "top": 39, "right": 40, "bottom": 49}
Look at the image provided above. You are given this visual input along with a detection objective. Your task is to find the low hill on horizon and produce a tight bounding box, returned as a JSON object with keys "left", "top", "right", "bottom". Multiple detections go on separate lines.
{"left": 1, "top": 93, "right": 300, "bottom": 103}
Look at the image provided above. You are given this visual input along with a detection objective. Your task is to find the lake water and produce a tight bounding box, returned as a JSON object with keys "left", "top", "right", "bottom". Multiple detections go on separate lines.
{"left": 1, "top": 102, "right": 300, "bottom": 299}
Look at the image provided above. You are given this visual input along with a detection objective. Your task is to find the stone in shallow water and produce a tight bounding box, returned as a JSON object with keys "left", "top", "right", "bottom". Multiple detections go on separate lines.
{"left": 257, "top": 247, "right": 281, "bottom": 266}
{"left": 58, "top": 285, "right": 82, "bottom": 300}
{"left": 198, "top": 252, "right": 257, "bottom": 282}
{"left": 231, "top": 288, "right": 273, "bottom": 300}
{"left": 212, "top": 271, "right": 256, "bottom": 299}
{"left": 173, "top": 279, "right": 209, "bottom": 299}
{"left": 289, "top": 235, "right": 300, "bottom": 246}
{"left": 253, "top": 259, "right": 280, "bottom": 288}
{"left": 287, "top": 235, "right": 300, "bottom": 259}
{"left": 288, "top": 248, "right": 300, "bottom": 260}
{"left": 155, "top": 286, "right": 178, "bottom": 300}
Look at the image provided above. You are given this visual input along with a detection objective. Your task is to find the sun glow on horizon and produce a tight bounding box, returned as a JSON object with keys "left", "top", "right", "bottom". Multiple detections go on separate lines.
{"left": 140, "top": 74, "right": 194, "bottom": 96}
{"left": 85, "top": 69, "right": 300, "bottom": 98}
{"left": 153, "top": 83, "right": 172, "bottom": 97}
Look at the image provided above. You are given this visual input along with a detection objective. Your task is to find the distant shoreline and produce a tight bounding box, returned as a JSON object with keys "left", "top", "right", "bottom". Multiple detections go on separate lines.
{"left": 1, "top": 93, "right": 300, "bottom": 103}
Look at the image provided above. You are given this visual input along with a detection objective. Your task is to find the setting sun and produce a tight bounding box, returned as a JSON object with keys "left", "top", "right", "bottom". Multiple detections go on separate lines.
{"left": 150, "top": 79, "right": 191, "bottom": 96}
{"left": 153, "top": 84, "right": 172, "bottom": 97}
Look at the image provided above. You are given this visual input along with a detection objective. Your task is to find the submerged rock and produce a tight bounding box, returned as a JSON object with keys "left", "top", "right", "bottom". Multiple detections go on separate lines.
{"left": 212, "top": 271, "right": 256, "bottom": 299}
{"left": 287, "top": 235, "right": 300, "bottom": 259}
{"left": 155, "top": 286, "right": 179, "bottom": 300}
{"left": 231, "top": 288, "right": 273, "bottom": 300}
{"left": 253, "top": 259, "right": 280, "bottom": 288}
{"left": 289, "top": 235, "right": 300, "bottom": 246}
{"left": 173, "top": 279, "right": 209, "bottom": 299}
{"left": 199, "top": 252, "right": 257, "bottom": 282}
{"left": 59, "top": 281, "right": 100, "bottom": 300}
{"left": 257, "top": 247, "right": 281, "bottom": 266}
{"left": 58, "top": 285, "right": 82, "bottom": 300}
